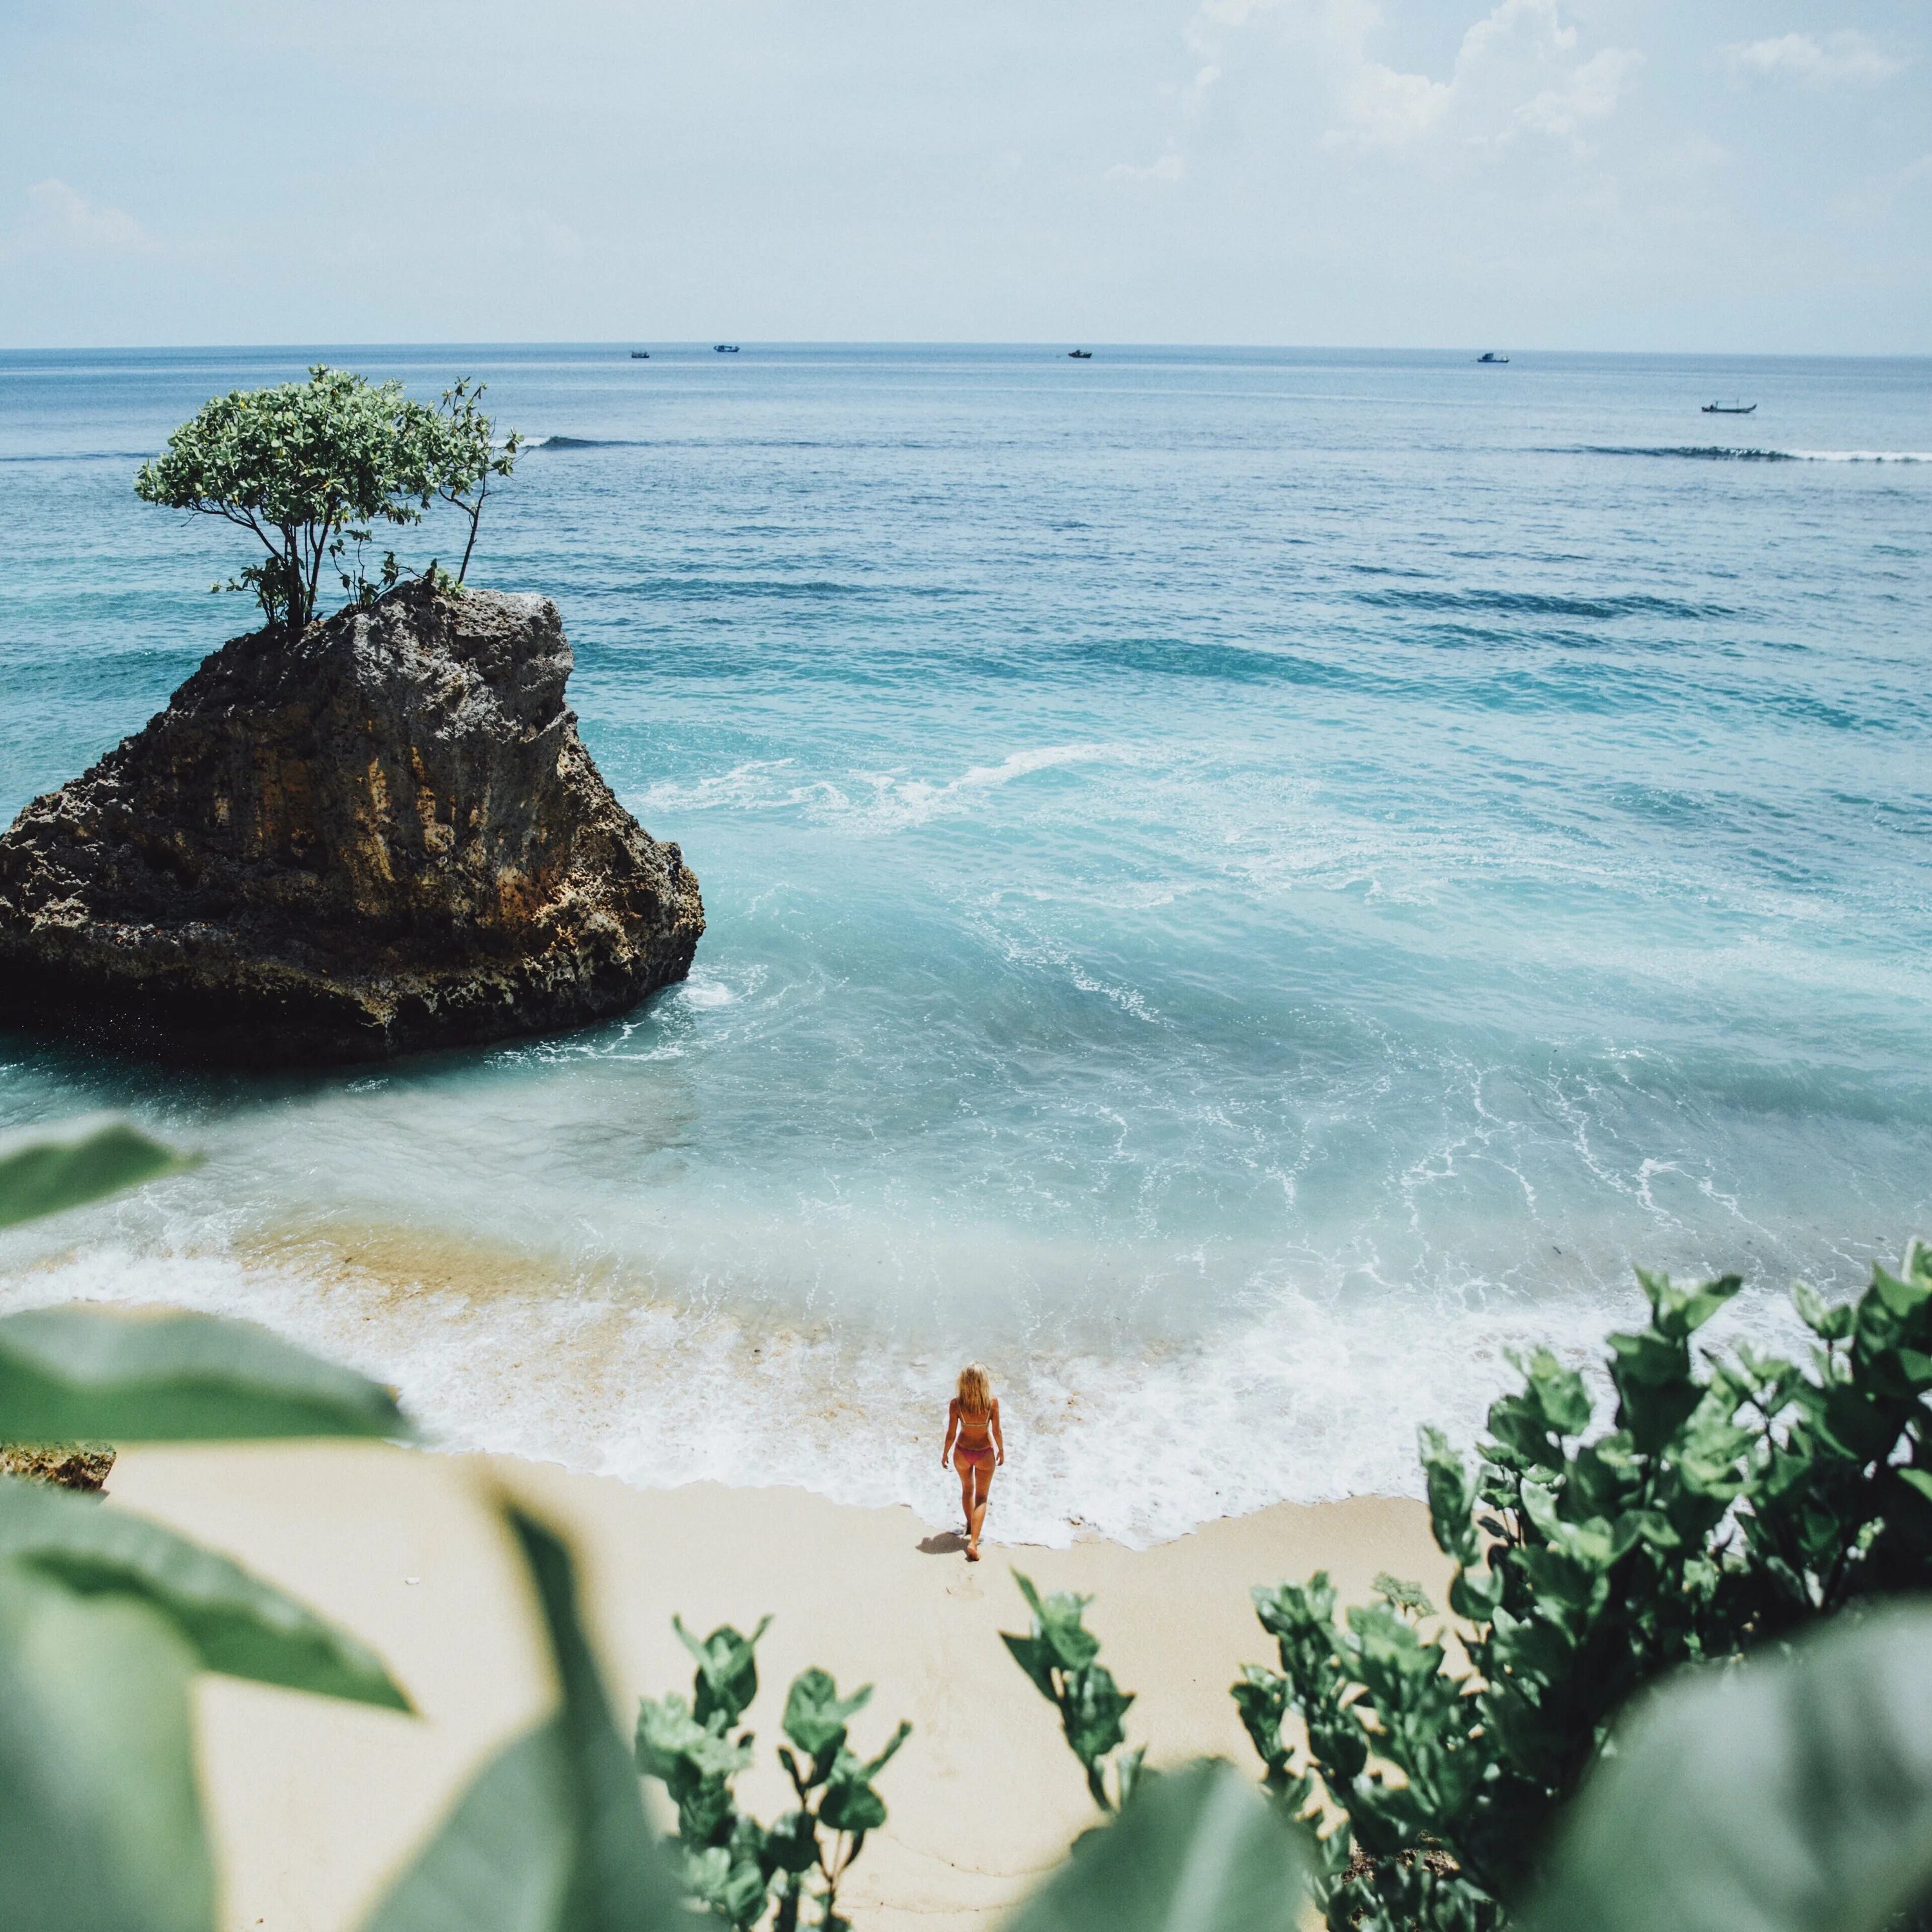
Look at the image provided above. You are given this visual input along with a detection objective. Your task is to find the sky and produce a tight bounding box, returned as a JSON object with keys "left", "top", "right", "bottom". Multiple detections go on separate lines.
{"left": 1, "top": 0, "right": 1926, "bottom": 352}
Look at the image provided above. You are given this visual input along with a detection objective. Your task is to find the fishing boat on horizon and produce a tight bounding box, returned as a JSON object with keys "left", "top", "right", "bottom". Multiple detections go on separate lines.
{"left": 1477, "top": 351, "right": 1509, "bottom": 364}
{"left": 1068, "top": 348, "right": 1092, "bottom": 359}
{"left": 1701, "top": 399, "right": 1756, "bottom": 414}
{"left": 629, "top": 350, "right": 650, "bottom": 359}
{"left": 714, "top": 343, "right": 740, "bottom": 354}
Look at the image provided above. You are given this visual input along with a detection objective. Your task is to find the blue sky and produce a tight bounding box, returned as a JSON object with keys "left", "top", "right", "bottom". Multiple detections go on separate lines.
{"left": 2, "top": 0, "right": 1926, "bottom": 351}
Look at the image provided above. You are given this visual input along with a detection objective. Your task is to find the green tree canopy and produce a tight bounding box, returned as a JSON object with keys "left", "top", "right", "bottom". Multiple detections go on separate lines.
{"left": 135, "top": 365, "right": 518, "bottom": 638}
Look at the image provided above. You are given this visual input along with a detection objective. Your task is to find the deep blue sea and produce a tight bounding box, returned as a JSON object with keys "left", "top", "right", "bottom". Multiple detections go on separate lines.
{"left": 2, "top": 344, "right": 1928, "bottom": 1542}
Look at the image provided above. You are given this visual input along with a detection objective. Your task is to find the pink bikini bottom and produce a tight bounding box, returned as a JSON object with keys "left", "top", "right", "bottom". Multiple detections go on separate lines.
{"left": 955, "top": 1441, "right": 993, "bottom": 1466}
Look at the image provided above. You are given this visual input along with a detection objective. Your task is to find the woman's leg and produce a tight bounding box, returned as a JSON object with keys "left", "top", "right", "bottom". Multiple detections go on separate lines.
{"left": 967, "top": 1460, "right": 994, "bottom": 1556}
{"left": 958, "top": 1462, "right": 976, "bottom": 1540}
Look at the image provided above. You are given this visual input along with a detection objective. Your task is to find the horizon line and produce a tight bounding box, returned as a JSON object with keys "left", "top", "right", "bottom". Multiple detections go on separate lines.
{"left": 3, "top": 339, "right": 1928, "bottom": 363}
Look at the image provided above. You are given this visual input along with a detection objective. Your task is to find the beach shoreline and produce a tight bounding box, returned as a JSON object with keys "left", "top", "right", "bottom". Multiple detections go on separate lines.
{"left": 108, "top": 1441, "right": 1447, "bottom": 1931}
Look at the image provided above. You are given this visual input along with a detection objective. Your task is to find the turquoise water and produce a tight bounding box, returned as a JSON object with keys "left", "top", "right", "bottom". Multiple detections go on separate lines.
{"left": 2, "top": 345, "right": 1929, "bottom": 1542}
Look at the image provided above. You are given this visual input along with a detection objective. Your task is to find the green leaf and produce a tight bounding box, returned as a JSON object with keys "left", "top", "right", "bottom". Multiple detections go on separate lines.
{"left": 1063, "top": 1662, "right": 1135, "bottom": 1770}
{"left": 1012, "top": 1571, "right": 1103, "bottom": 1673}
{"left": 0, "top": 1557, "right": 213, "bottom": 1932}
{"left": 634, "top": 1693, "right": 752, "bottom": 1790}
{"left": 0, "top": 1474, "right": 408, "bottom": 1709}
{"left": 781, "top": 1667, "right": 874, "bottom": 1765}
{"left": 1003, "top": 1629, "right": 1060, "bottom": 1701}
{"left": 0, "top": 1305, "right": 408, "bottom": 1442}
{"left": 1525, "top": 1605, "right": 1932, "bottom": 1932}
{"left": 1419, "top": 1426, "right": 1481, "bottom": 1567}
{"left": 0, "top": 1119, "right": 193, "bottom": 1229}
{"left": 1372, "top": 1573, "right": 1435, "bottom": 1619}
{"left": 362, "top": 1507, "right": 682, "bottom": 1932}
{"left": 1793, "top": 1280, "right": 1855, "bottom": 1344}
{"left": 674, "top": 1615, "right": 772, "bottom": 1731}
{"left": 817, "top": 1757, "right": 888, "bottom": 1836}
{"left": 1002, "top": 1759, "right": 1307, "bottom": 1932}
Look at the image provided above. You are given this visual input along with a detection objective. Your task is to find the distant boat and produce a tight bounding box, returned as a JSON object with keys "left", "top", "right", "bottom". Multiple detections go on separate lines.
{"left": 1477, "top": 352, "right": 1509, "bottom": 365}
{"left": 1068, "top": 349, "right": 1092, "bottom": 359}
{"left": 629, "top": 350, "right": 650, "bottom": 360}
{"left": 1701, "top": 400, "right": 1756, "bottom": 414}
{"left": 714, "top": 344, "right": 740, "bottom": 354}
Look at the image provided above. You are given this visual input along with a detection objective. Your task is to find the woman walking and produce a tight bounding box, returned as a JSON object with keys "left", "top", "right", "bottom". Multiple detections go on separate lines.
{"left": 942, "top": 1363, "right": 1004, "bottom": 1562}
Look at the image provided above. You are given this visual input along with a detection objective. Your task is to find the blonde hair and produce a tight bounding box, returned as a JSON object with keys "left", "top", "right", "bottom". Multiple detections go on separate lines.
{"left": 957, "top": 1363, "right": 991, "bottom": 1418}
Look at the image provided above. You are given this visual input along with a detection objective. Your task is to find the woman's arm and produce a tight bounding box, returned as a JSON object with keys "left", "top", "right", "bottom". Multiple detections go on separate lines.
{"left": 942, "top": 1397, "right": 958, "bottom": 1468}
{"left": 990, "top": 1397, "right": 1005, "bottom": 1465}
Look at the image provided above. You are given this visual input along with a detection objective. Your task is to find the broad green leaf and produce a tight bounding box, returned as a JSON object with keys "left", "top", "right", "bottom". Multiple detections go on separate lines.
{"left": 1002, "top": 1759, "right": 1307, "bottom": 1932}
{"left": 362, "top": 1722, "right": 580, "bottom": 1932}
{"left": 0, "top": 1304, "right": 408, "bottom": 1441}
{"left": 1063, "top": 1662, "right": 1134, "bottom": 1769}
{"left": 1793, "top": 1280, "right": 1855, "bottom": 1344}
{"left": 0, "top": 1473, "right": 408, "bottom": 1710}
{"left": 674, "top": 1614, "right": 771, "bottom": 1730}
{"left": 0, "top": 1557, "right": 212, "bottom": 1932}
{"left": 1003, "top": 1628, "right": 1059, "bottom": 1701}
{"left": 635, "top": 1693, "right": 752, "bottom": 1786}
{"left": 781, "top": 1665, "right": 873, "bottom": 1765}
{"left": 1013, "top": 1571, "right": 1103, "bottom": 1673}
{"left": 1525, "top": 1605, "right": 1932, "bottom": 1932}
{"left": 0, "top": 1119, "right": 193, "bottom": 1229}
{"left": 1418, "top": 1427, "right": 1481, "bottom": 1567}
{"left": 363, "top": 1506, "right": 681, "bottom": 1932}
{"left": 817, "top": 1719, "right": 913, "bottom": 1837}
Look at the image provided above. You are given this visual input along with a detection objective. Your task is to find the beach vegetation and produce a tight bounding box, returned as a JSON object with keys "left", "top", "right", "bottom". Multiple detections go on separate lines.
{"left": 133, "top": 366, "right": 519, "bottom": 638}
{"left": 1005, "top": 1243, "right": 1932, "bottom": 1932}
{"left": 636, "top": 1614, "right": 910, "bottom": 1931}
{"left": 10, "top": 1122, "right": 1932, "bottom": 1932}
{"left": 1243, "top": 1243, "right": 1932, "bottom": 1930}
{"left": 0, "top": 1122, "right": 414, "bottom": 1932}
{"left": 1526, "top": 1600, "right": 1932, "bottom": 1932}
{"left": 1002, "top": 1571, "right": 1146, "bottom": 1815}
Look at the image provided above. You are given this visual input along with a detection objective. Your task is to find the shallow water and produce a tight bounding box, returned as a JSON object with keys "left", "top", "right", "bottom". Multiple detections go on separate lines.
{"left": 2, "top": 344, "right": 1928, "bottom": 1544}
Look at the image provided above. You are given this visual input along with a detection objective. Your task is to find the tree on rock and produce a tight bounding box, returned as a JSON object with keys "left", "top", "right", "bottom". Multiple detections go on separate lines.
{"left": 135, "top": 365, "right": 519, "bottom": 638}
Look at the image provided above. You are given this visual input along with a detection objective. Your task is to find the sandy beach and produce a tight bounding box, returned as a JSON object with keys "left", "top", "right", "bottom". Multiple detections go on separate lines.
{"left": 107, "top": 1444, "right": 1446, "bottom": 1932}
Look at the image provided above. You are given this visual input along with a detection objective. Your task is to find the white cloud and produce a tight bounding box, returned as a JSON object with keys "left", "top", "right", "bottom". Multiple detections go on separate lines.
{"left": 1312, "top": 0, "right": 1642, "bottom": 151}
{"left": 1106, "top": 145, "right": 1188, "bottom": 183}
{"left": 1180, "top": 63, "right": 1222, "bottom": 118}
{"left": 7, "top": 179, "right": 155, "bottom": 256}
{"left": 1517, "top": 45, "right": 1644, "bottom": 137}
{"left": 1724, "top": 32, "right": 1904, "bottom": 88}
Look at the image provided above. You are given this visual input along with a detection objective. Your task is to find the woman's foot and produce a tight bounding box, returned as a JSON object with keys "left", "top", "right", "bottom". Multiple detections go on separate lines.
{"left": 966, "top": 1542, "right": 981, "bottom": 1562}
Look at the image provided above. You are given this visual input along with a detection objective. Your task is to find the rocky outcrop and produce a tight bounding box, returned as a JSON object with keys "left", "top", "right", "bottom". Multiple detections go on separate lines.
{"left": 0, "top": 582, "right": 703, "bottom": 1065}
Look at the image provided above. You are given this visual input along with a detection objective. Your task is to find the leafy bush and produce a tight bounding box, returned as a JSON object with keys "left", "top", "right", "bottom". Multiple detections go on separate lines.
{"left": 135, "top": 365, "right": 519, "bottom": 637}
{"left": 1001, "top": 1573, "right": 1145, "bottom": 1815}
{"left": 636, "top": 1615, "right": 909, "bottom": 1932}
{"left": 1240, "top": 1244, "right": 1932, "bottom": 1931}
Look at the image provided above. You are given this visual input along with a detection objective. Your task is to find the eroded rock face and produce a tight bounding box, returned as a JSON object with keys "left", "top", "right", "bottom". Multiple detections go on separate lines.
{"left": 0, "top": 582, "right": 703, "bottom": 1065}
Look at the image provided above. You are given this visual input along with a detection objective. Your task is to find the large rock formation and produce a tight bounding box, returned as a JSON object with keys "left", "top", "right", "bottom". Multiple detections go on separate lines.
{"left": 0, "top": 582, "right": 703, "bottom": 1065}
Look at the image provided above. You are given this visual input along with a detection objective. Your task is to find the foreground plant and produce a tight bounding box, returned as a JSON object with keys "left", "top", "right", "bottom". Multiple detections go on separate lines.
{"left": 1526, "top": 1604, "right": 1932, "bottom": 1932}
{"left": 1002, "top": 1572, "right": 1144, "bottom": 1816}
{"left": 1240, "top": 1242, "right": 1932, "bottom": 1931}
{"left": 636, "top": 1616, "right": 909, "bottom": 1932}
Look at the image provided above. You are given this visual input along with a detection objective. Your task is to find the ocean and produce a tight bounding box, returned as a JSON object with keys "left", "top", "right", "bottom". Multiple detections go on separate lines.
{"left": 2, "top": 343, "right": 1928, "bottom": 1545}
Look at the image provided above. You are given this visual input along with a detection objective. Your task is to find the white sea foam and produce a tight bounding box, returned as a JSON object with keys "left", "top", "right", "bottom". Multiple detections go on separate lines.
{"left": 634, "top": 745, "right": 1131, "bottom": 836}
{"left": 0, "top": 1223, "right": 1819, "bottom": 1549}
